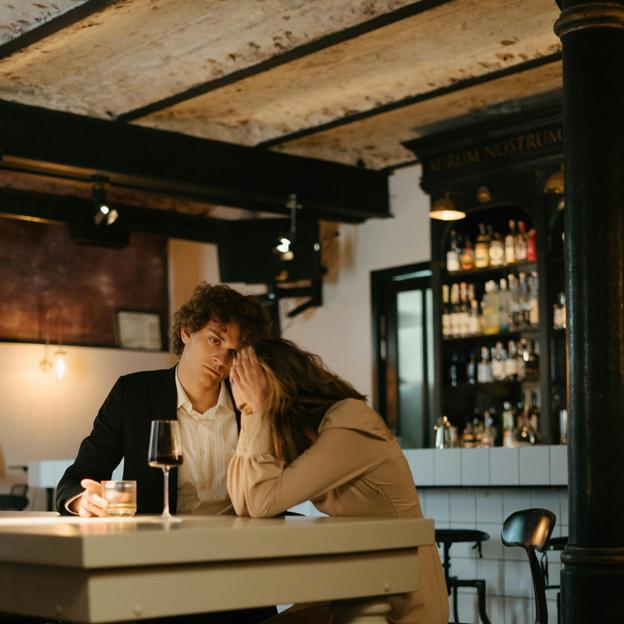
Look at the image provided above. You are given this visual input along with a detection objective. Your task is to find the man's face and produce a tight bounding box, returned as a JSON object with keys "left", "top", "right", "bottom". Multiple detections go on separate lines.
{"left": 179, "top": 320, "right": 242, "bottom": 387}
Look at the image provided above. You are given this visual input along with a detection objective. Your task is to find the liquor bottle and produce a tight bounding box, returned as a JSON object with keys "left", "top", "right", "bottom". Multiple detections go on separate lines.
{"left": 491, "top": 342, "right": 506, "bottom": 381}
{"left": 489, "top": 230, "right": 505, "bottom": 266}
{"left": 442, "top": 284, "right": 451, "bottom": 338}
{"left": 526, "top": 228, "right": 538, "bottom": 262}
{"left": 458, "top": 282, "right": 470, "bottom": 337}
{"left": 474, "top": 224, "right": 490, "bottom": 268}
{"left": 498, "top": 277, "right": 510, "bottom": 332}
{"left": 466, "top": 353, "right": 477, "bottom": 384}
{"left": 481, "top": 410, "right": 496, "bottom": 448}
{"left": 477, "top": 346, "right": 492, "bottom": 383}
{"left": 461, "top": 421, "right": 475, "bottom": 448}
{"left": 502, "top": 401, "right": 515, "bottom": 447}
{"left": 446, "top": 230, "right": 461, "bottom": 272}
{"left": 515, "top": 414, "right": 537, "bottom": 446}
{"left": 528, "top": 272, "right": 539, "bottom": 326}
{"left": 460, "top": 236, "right": 476, "bottom": 271}
{"left": 517, "top": 338, "right": 528, "bottom": 380}
{"left": 472, "top": 408, "right": 485, "bottom": 447}
{"left": 518, "top": 272, "right": 531, "bottom": 327}
{"left": 553, "top": 292, "right": 566, "bottom": 329}
{"left": 525, "top": 340, "right": 540, "bottom": 381}
{"left": 469, "top": 298, "right": 481, "bottom": 335}
{"left": 449, "top": 353, "right": 460, "bottom": 387}
{"left": 505, "top": 220, "right": 516, "bottom": 265}
{"left": 528, "top": 390, "right": 541, "bottom": 434}
{"left": 508, "top": 274, "right": 522, "bottom": 330}
{"left": 449, "top": 283, "right": 460, "bottom": 337}
{"left": 481, "top": 280, "right": 500, "bottom": 335}
{"left": 505, "top": 339, "right": 519, "bottom": 380}
{"left": 515, "top": 221, "right": 528, "bottom": 262}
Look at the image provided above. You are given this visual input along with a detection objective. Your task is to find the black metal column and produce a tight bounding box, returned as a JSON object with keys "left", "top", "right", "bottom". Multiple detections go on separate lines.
{"left": 555, "top": 2, "right": 624, "bottom": 621}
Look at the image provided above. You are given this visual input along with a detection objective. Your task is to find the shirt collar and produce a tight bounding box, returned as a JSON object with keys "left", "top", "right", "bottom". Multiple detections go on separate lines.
{"left": 175, "top": 367, "right": 234, "bottom": 419}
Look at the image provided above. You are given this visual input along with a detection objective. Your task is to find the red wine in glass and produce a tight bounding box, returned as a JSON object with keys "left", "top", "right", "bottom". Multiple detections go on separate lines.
{"left": 148, "top": 420, "right": 183, "bottom": 517}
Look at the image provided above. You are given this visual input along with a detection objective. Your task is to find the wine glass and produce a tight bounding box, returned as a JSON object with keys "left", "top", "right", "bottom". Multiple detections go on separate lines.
{"left": 148, "top": 420, "right": 183, "bottom": 518}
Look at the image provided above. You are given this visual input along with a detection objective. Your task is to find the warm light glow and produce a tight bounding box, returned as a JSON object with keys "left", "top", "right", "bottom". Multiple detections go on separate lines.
{"left": 99, "top": 204, "right": 110, "bottom": 215}
{"left": 429, "top": 208, "right": 466, "bottom": 221}
{"left": 429, "top": 194, "right": 466, "bottom": 221}
{"left": 276, "top": 237, "right": 291, "bottom": 253}
{"left": 54, "top": 350, "right": 66, "bottom": 380}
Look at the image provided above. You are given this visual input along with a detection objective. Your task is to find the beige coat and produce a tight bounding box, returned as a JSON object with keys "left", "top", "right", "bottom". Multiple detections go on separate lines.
{"left": 227, "top": 398, "right": 448, "bottom": 624}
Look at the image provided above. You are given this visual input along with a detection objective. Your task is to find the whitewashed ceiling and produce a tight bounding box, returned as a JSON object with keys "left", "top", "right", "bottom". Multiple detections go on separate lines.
{"left": 0, "top": 0, "right": 562, "bottom": 204}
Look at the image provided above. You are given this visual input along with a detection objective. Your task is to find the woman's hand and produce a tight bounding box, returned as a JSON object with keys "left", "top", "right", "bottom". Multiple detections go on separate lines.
{"left": 230, "top": 347, "right": 268, "bottom": 415}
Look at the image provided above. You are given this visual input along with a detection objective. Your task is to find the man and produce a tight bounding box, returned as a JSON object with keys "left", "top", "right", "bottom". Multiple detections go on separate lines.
{"left": 56, "top": 283, "right": 275, "bottom": 623}
{"left": 57, "top": 283, "right": 271, "bottom": 515}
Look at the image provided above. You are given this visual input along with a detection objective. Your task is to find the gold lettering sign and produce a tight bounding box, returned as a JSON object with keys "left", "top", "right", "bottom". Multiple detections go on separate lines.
{"left": 426, "top": 126, "right": 562, "bottom": 175}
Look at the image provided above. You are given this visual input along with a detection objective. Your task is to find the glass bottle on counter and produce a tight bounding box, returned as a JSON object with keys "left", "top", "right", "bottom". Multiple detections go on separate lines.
{"left": 525, "top": 340, "right": 540, "bottom": 381}
{"left": 446, "top": 230, "right": 461, "bottom": 272}
{"left": 517, "top": 339, "right": 528, "bottom": 380}
{"left": 502, "top": 402, "right": 515, "bottom": 447}
{"left": 505, "top": 220, "right": 516, "bottom": 265}
{"left": 518, "top": 272, "right": 531, "bottom": 327}
{"left": 508, "top": 274, "right": 522, "bottom": 329}
{"left": 553, "top": 292, "right": 566, "bottom": 329}
{"left": 449, "top": 283, "right": 460, "bottom": 337}
{"left": 466, "top": 352, "right": 477, "bottom": 384}
{"left": 474, "top": 224, "right": 490, "bottom": 268}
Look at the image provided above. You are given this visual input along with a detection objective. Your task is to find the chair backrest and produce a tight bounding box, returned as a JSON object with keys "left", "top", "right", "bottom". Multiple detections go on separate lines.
{"left": 502, "top": 508, "right": 556, "bottom": 624}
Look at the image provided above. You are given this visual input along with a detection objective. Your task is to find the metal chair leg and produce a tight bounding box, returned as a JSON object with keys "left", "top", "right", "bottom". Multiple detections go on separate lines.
{"left": 452, "top": 584, "right": 460, "bottom": 624}
{"left": 475, "top": 579, "right": 491, "bottom": 624}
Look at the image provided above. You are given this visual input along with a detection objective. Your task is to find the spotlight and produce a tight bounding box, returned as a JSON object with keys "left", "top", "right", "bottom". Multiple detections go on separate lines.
{"left": 274, "top": 194, "right": 301, "bottom": 260}
{"left": 92, "top": 178, "right": 118, "bottom": 226}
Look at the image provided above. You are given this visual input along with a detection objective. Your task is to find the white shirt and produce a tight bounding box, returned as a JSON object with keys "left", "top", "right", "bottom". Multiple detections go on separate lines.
{"left": 175, "top": 370, "right": 238, "bottom": 515}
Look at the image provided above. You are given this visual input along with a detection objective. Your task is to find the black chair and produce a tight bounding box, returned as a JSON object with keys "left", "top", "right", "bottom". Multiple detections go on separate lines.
{"left": 0, "top": 483, "right": 29, "bottom": 511}
{"left": 501, "top": 508, "right": 556, "bottom": 624}
{"left": 435, "top": 529, "right": 491, "bottom": 624}
{"left": 541, "top": 535, "right": 567, "bottom": 624}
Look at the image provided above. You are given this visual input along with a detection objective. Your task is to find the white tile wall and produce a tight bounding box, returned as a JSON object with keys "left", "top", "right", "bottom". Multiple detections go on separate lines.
{"left": 434, "top": 448, "right": 461, "bottom": 485}
{"left": 461, "top": 449, "right": 490, "bottom": 485}
{"left": 550, "top": 445, "right": 568, "bottom": 485}
{"left": 425, "top": 485, "right": 565, "bottom": 623}
{"left": 519, "top": 446, "right": 550, "bottom": 485}
{"left": 490, "top": 448, "right": 519, "bottom": 485}
{"left": 404, "top": 449, "right": 434, "bottom": 485}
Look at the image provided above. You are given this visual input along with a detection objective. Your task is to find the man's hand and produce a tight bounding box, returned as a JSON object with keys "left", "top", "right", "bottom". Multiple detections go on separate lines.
{"left": 230, "top": 347, "right": 268, "bottom": 415}
{"left": 68, "top": 478, "right": 109, "bottom": 517}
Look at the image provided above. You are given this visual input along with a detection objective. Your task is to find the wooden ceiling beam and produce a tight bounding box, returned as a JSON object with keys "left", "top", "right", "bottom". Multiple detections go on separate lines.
{"left": 259, "top": 52, "right": 562, "bottom": 149}
{"left": 0, "top": 1, "right": 121, "bottom": 62}
{"left": 117, "top": 0, "right": 451, "bottom": 123}
{"left": 0, "top": 101, "right": 389, "bottom": 223}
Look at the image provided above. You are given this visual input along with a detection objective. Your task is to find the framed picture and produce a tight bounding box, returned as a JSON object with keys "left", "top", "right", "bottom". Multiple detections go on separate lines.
{"left": 115, "top": 310, "right": 163, "bottom": 351}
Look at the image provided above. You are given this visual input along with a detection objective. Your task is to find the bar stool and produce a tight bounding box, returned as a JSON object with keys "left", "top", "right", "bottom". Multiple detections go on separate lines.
{"left": 541, "top": 535, "right": 568, "bottom": 624}
{"left": 435, "top": 529, "right": 491, "bottom": 624}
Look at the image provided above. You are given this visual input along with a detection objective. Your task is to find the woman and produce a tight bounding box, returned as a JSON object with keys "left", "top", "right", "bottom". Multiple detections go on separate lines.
{"left": 227, "top": 339, "right": 448, "bottom": 624}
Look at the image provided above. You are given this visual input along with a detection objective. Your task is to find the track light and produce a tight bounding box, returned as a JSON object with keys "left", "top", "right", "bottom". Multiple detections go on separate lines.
{"left": 92, "top": 178, "right": 118, "bottom": 226}
{"left": 274, "top": 193, "right": 301, "bottom": 261}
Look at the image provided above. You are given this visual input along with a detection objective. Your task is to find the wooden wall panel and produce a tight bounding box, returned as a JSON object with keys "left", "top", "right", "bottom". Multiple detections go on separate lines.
{"left": 0, "top": 218, "right": 168, "bottom": 349}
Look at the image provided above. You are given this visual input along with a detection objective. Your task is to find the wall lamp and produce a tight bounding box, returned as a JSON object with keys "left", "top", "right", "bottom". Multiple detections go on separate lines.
{"left": 429, "top": 192, "right": 466, "bottom": 221}
{"left": 92, "top": 177, "right": 119, "bottom": 226}
{"left": 544, "top": 168, "right": 565, "bottom": 210}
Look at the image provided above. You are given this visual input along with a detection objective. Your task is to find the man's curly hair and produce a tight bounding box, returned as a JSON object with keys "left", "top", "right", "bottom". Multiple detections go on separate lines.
{"left": 171, "top": 283, "right": 271, "bottom": 357}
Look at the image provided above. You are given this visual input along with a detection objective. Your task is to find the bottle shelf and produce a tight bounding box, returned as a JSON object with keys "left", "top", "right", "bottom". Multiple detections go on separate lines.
{"left": 443, "top": 327, "right": 539, "bottom": 343}
{"left": 446, "top": 379, "right": 540, "bottom": 390}
{"left": 443, "top": 261, "right": 537, "bottom": 281}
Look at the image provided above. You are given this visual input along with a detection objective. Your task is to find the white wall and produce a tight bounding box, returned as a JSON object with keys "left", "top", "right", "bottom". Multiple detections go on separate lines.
{"left": 0, "top": 342, "right": 173, "bottom": 496}
{"left": 168, "top": 164, "right": 430, "bottom": 398}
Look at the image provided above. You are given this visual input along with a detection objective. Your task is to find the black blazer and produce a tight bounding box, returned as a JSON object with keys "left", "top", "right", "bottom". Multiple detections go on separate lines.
{"left": 56, "top": 366, "right": 240, "bottom": 515}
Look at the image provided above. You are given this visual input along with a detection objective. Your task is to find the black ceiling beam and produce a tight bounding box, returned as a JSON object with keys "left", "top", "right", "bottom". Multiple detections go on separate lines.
{"left": 0, "top": 1, "right": 121, "bottom": 62}
{"left": 116, "top": 0, "right": 451, "bottom": 123}
{"left": 0, "top": 101, "right": 389, "bottom": 223}
{"left": 257, "top": 52, "right": 563, "bottom": 149}
{"left": 0, "top": 188, "right": 221, "bottom": 244}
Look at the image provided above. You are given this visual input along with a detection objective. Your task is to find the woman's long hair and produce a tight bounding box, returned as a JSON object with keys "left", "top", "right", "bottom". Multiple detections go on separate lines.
{"left": 253, "top": 338, "right": 366, "bottom": 464}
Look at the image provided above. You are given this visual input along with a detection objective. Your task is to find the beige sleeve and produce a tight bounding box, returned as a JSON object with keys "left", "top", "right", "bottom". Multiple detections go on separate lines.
{"left": 227, "top": 409, "right": 383, "bottom": 518}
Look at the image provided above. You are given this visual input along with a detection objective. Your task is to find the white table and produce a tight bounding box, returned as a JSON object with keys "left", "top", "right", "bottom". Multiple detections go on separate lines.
{"left": 0, "top": 514, "right": 433, "bottom": 623}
